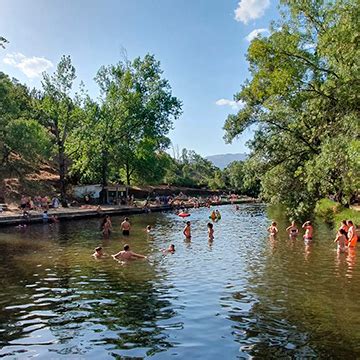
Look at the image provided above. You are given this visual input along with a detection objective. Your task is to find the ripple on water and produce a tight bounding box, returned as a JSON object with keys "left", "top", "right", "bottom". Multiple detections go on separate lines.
{"left": 0, "top": 204, "right": 360, "bottom": 359}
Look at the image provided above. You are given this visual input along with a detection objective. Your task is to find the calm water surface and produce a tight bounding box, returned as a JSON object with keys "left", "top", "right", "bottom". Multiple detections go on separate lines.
{"left": 0, "top": 204, "right": 359, "bottom": 359}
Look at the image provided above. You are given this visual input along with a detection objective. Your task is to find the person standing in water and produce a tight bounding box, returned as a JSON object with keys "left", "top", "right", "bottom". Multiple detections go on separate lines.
{"left": 183, "top": 221, "right": 191, "bottom": 239}
{"left": 207, "top": 222, "right": 214, "bottom": 241}
{"left": 347, "top": 220, "right": 358, "bottom": 248}
{"left": 302, "top": 221, "right": 313, "bottom": 240}
{"left": 286, "top": 221, "right": 299, "bottom": 238}
{"left": 334, "top": 229, "right": 347, "bottom": 253}
{"left": 339, "top": 220, "right": 349, "bottom": 245}
{"left": 267, "top": 221, "right": 278, "bottom": 236}
{"left": 101, "top": 215, "right": 112, "bottom": 237}
{"left": 121, "top": 217, "right": 131, "bottom": 236}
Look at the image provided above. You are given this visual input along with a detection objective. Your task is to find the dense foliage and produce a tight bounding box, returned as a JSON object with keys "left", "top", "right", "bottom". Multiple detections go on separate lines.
{"left": 224, "top": 0, "right": 360, "bottom": 218}
{"left": 1, "top": 53, "right": 254, "bottom": 203}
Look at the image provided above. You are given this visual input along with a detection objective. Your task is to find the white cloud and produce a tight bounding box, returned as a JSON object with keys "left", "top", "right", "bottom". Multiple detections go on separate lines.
{"left": 245, "top": 28, "right": 269, "bottom": 42}
{"left": 3, "top": 52, "right": 53, "bottom": 78}
{"left": 215, "top": 98, "right": 244, "bottom": 110}
{"left": 234, "top": 0, "right": 270, "bottom": 24}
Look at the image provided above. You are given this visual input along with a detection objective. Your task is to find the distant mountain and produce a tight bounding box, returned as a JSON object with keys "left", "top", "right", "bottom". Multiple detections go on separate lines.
{"left": 205, "top": 153, "right": 247, "bottom": 169}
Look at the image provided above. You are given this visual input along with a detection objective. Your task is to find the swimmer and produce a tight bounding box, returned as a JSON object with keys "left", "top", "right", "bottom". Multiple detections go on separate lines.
{"left": 92, "top": 246, "right": 106, "bottom": 258}
{"left": 267, "top": 221, "right": 278, "bottom": 236}
{"left": 215, "top": 210, "right": 221, "bottom": 220}
{"left": 162, "top": 244, "right": 175, "bottom": 254}
{"left": 146, "top": 225, "right": 152, "bottom": 233}
{"left": 183, "top": 221, "right": 191, "bottom": 239}
{"left": 210, "top": 210, "right": 216, "bottom": 221}
{"left": 334, "top": 229, "right": 347, "bottom": 253}
{"left": 207, "top": 222, "right": 214, "bottom": 240}
{"left": 112, "top": 244, "right": 147, "bottom": 260}
{"left": 302, "top": 221, "right": 313, "bottom": 240}
{"left": 347, "top": 220, "right": 358, "bottom": 248}
{"left": 121, "top": 217, "right": 131, "bottom": 236}
{"left": 286, "top": 221, "right": 299, "bottom": 238}
{"left": 235, "top": 205, "right": 240, "bottom": 211}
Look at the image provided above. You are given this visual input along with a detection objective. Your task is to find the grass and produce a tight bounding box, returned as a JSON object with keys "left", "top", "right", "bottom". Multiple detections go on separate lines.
{"left": 314, "top": 198, "right": 360, "bottom": 227}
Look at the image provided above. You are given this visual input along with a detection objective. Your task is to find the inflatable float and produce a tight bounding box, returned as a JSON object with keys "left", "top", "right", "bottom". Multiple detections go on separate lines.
{"left": 178, "top": 212, "right": 190, "bottom": 218}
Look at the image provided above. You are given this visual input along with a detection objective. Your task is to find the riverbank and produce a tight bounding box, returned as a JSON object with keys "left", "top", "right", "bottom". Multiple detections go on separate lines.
{"left": 0, "top": 198, "right": 258, "bottom": 227}
{"left": 315, "top": 198, "right": 360, "bottom": 227}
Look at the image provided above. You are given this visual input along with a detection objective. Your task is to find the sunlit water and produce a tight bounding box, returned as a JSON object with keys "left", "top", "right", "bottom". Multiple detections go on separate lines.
{"left": 0, "top": 204, "right": 359, "bottom": 359}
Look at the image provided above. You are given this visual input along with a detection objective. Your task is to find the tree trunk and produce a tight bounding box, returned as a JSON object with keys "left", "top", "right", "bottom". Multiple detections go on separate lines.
{"left": 58, "top": 144, "right": 68, "bottom": 207}
{"left": 100, "top": 150, "right": 108, "bottom": 205}
{"left": 125, "top": 160, "right": 131, "bottom": 186}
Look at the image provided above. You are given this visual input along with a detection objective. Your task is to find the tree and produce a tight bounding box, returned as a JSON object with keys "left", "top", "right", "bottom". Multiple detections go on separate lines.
{"left": 0, "top": 73, "right": 50, "bottom": 168}
{"left": 0, "top": 36, "right": 8, "bottom": 49}
{"left": 223, "top": 0, "right": 360, "bottom": 217}
{"left": 39, "top": 55, "right": 82, "bottom": 206}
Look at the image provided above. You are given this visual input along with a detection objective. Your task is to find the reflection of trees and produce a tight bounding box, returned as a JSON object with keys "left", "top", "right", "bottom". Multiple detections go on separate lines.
{"left": 0, "top": 213, "right": 181, "bottom": 357}
{"left": 224, "top": 208, "right": 360, "bottom": 359}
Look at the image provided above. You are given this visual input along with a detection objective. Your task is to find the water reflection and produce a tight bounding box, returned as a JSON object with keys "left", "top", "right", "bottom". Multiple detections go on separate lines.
{"left": 1, "top": 204, "right": 359, "bottom": 358}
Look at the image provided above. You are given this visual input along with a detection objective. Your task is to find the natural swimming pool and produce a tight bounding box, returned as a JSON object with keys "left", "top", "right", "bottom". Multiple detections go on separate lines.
{"left": 0, "top": 204, "right": 359, "bottom": 359}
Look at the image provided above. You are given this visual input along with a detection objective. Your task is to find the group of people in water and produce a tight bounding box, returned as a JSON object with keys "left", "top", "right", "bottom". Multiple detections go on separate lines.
{"left": 94, "top": 206, "right": 358, "bottom": 262}
{"left": 267, "top": 219, "right": 358, "bottom": 253}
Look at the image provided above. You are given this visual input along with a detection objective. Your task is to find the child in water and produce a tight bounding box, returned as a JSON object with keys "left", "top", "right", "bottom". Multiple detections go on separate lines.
{"left": 267, "top": 221, "right": 278, "bottom": 236}
{"left": 207, "top": 222, "right": 214, "bottom": 240}
{"left": 302, "top": 221, "right": 313, "bottom": 240}
{"left": 183, "top": 221, "right": 191, "bottom": 239}
{"left": 286, "top": 221, "right": 299, "bottom": 237}
{"left": 334, "top": 229, "right": 347, "bottom": 253}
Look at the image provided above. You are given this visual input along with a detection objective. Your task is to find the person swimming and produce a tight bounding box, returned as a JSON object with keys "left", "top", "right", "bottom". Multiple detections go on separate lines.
{"left": 112, "top": 244, "right": 147, "bottom": 260}
{"left": 286, "top": 221, "right": 299, "bottom": 237}
{"left": 183, "top": 221, "right": 191, "bottom": 239}
{"left": 92, "top": 246, "right": 106, "bottom": 258}
{"left": 334, "top": 229, "right": 347, "bottom": 253}
{"left": 267, "top": 221, "right": 278, "bottom": 236}
{"left": 162, "top": 244, "right": 175, "bottom": 254}
{"left": 302, "top": 221, "right": 313, "bottom": 240}
{"left": 146, "top": 225, "right": 152, "bottom": 233}
{"left": 207, "top": 222, "right": 214, "bottom": 240}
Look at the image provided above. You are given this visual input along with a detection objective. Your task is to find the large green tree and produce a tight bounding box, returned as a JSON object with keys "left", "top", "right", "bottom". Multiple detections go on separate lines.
{"left": 223, "top": 0, "right": 360, "bottom": 217}
{"left": 39, "top": 55, "right": 83, "bottom": 205}
{"left": 71, "top": 54, "right": 182, "bottom": 199}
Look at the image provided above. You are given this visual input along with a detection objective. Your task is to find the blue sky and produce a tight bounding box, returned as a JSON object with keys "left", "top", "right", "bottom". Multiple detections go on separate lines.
{"left": 0, "top": 0, "right": 279, "bottom": 157}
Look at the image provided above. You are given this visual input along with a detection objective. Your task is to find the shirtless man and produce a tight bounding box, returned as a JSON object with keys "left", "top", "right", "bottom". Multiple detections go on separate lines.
{"left": 121, "top": 217, "right": 131, "bottom": 236}
{"left": 112, "top": 244, "right": 146, "bottom": 260}
{"left": 183, "top": 221, "right": 191, "bottom": 239}
{"left": 302, "top": 221, "right": 313, "bottom": 240}
{"left": 162, "top": 244, "right": 175, "bottom": 254}
{"left": 207, "top": 222, "right": 214, "bottom": 240}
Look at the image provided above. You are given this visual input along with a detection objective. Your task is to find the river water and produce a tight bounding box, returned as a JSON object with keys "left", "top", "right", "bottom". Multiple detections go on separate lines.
{"left": 0, "top": 204, "right": 359, "bottom": 359}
